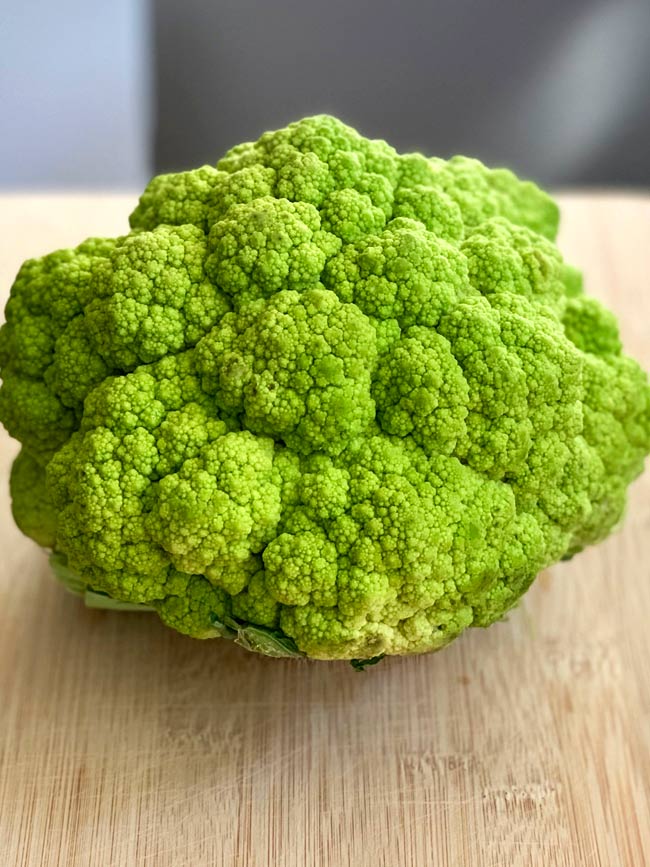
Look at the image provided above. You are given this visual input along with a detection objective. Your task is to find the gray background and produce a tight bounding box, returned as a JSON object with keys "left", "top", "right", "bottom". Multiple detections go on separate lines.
{"left": 153, "top": 0, "right": 650, "bottom": 186}
{"left": 2, "top": 0, "right": 649, "bottom": 188}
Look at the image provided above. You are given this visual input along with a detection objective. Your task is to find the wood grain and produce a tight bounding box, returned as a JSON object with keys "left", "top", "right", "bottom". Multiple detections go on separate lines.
{"left": 1, "top": 193, "right": 649, "bottom": 867}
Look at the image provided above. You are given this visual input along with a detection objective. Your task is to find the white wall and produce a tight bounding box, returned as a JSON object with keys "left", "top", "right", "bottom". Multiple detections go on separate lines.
{"left": 0, "top": 0, "right": 151, "bottom": 188}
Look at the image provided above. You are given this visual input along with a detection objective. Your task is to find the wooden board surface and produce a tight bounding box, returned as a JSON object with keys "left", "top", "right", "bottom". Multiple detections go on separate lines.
{"left": 1, "top": 193, "right": 649, "bottom": 867}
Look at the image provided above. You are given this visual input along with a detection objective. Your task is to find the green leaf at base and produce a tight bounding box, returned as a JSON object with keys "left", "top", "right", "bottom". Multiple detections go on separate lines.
{"left": 350, "top": 654, "right": 386, "bottom": 671}
{"left": 49, "top": 551, "right": 87, "bottom": 595}
{"left": 49, "top": 552, "right": 308, "bottom": 659}
{"left": 84, "top": 590, "right": 155, "bottom": 612}
{"left": 214, "top": 615, "right": 305, "bottom": 658}
{"left": 50, "top": 552, "right": 154, "bottom": 612}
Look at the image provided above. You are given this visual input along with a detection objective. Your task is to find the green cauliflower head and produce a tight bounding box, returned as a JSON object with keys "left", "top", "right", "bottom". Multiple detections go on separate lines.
{"left": 2, "top": 114, "right": 650, "bottom": 663}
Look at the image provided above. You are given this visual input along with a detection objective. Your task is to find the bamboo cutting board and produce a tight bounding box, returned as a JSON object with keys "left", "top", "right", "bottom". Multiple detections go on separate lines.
{"left": 1, "top": 193, "right": 649, "bottom": 867}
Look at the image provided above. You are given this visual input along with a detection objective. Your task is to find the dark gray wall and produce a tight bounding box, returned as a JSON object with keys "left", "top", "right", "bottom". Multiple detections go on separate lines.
{"left": 153, "top": 0, "right": 650, "bottom": 187}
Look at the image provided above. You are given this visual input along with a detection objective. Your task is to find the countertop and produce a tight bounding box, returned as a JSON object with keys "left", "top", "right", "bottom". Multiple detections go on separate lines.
{"left": 1, "top": 193, "right": 649, "bottom": 867}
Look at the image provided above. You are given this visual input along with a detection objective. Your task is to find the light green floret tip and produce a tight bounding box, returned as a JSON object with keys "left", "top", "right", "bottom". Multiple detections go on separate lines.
{"left": 2, "top": 113, "right": 650, "bottom": 664}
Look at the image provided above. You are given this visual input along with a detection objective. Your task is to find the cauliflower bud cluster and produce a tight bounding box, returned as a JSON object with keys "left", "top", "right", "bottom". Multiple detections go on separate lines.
{"left": 2, "top": 115, "right": 649, "bottom": 662}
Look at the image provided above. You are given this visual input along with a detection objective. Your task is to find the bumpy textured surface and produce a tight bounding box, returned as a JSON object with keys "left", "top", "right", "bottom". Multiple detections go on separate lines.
{"left": 2, "top": 115, "right": 650, "bottom": 661}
